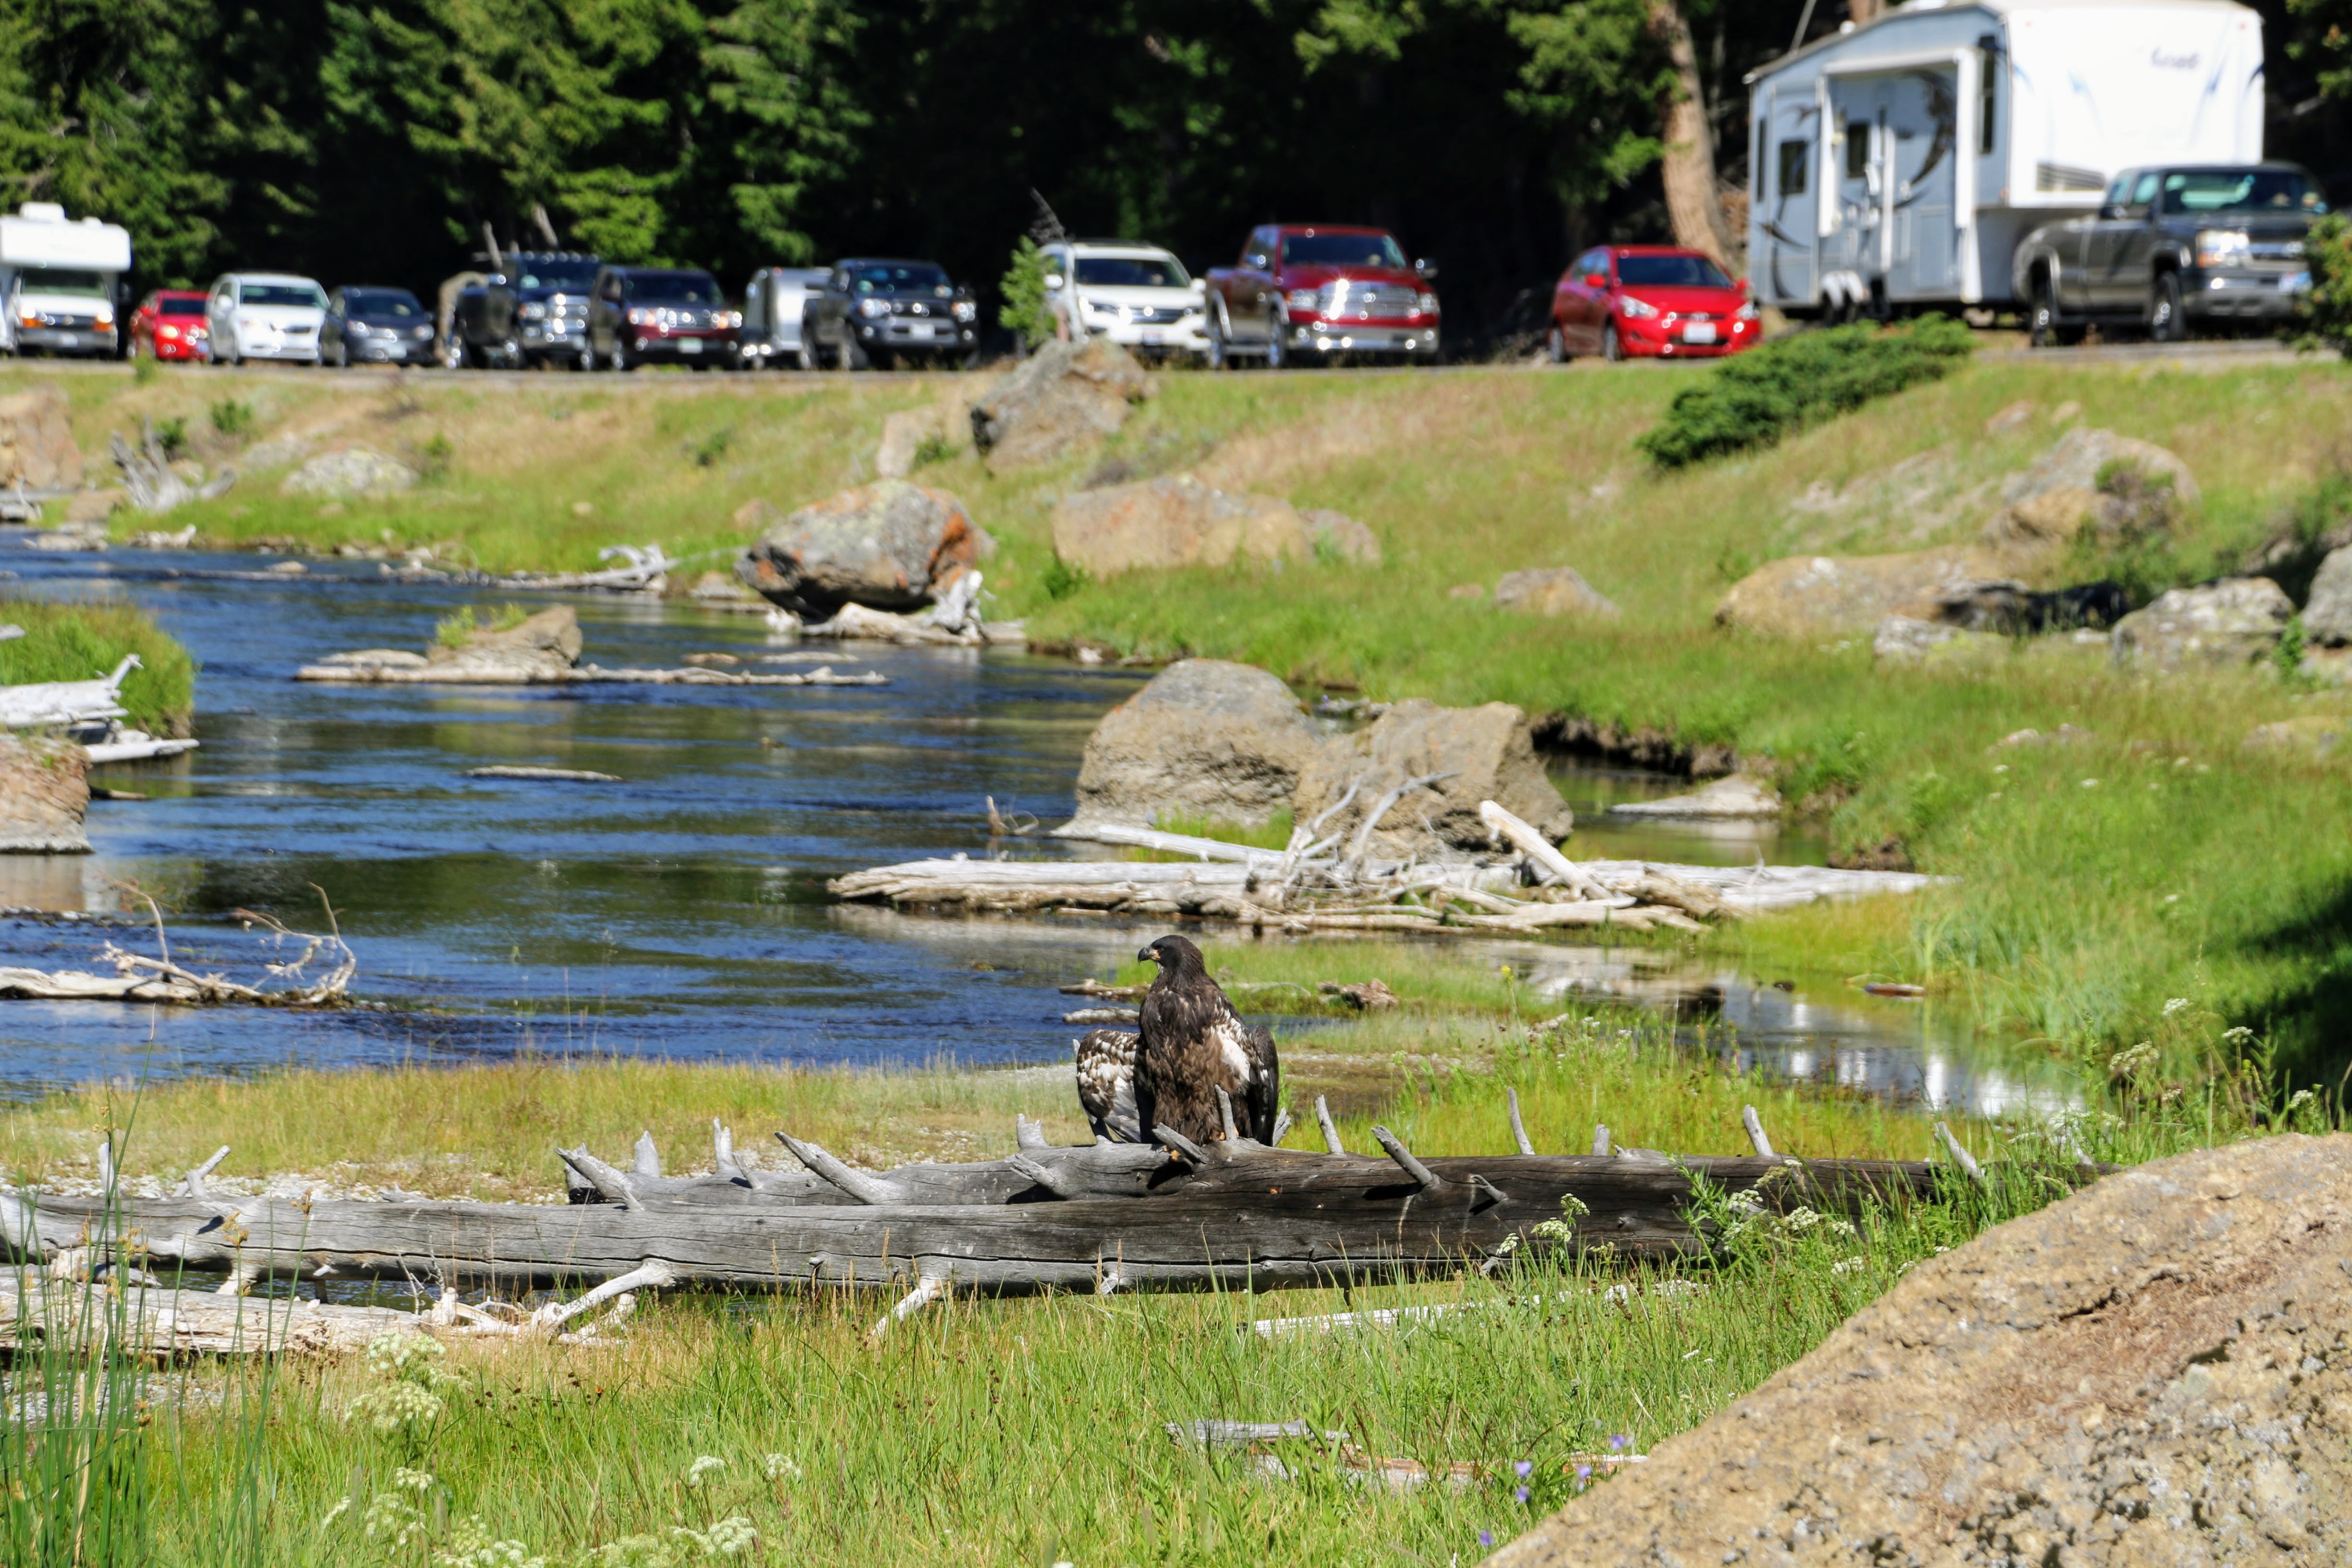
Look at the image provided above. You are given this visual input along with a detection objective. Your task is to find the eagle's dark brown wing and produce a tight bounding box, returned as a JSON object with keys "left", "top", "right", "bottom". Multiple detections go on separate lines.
{"left": 1073, "top": 1029, "right": 1140, "bottom": 1143}
{"left": 1138, "top": 959, "right": 1276, "bottom": 1144}
{"left": 1242, "top": 1021, "right": 1280, "bottom": 1143}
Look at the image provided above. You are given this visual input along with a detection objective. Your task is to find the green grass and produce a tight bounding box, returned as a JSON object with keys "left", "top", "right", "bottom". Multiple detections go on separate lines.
{"left": 0, "top": 596, "right": 197, "bottom": 735}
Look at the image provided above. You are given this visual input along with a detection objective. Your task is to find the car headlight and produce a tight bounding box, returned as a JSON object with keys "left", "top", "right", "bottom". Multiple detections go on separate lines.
{"left": 627, "top": 307, "right": 653, "bottom": 325}
{"left": 2195, "top": 229, "right": 2251, "bottom": 268}
{"left": 1285, "top": 289, "right": 1319, "bottom": 312}
{"left": 413, "top": 325, "right": 431, "bottom": 339}
{"left": 520, "top": 302, "right": 547, "bottom": 321}
{"left": 857, "top": 298, "right": 890, "bottom": 319}
{"left": 95, "top": 306, "right": 115, "bottom": 328}
{"left": 1416, "top": 292, "right": 1440, "bottom": 314}
{"left": 951, "top": 300, "right": 977, "bottom": 322}
{"left": 1735, "top": 301, "right": 1760, "bottom": 321}
{"left": 722, "top": 310, "right": 742, "bottom": 329}
{"left": 1617, "top": 295, "right": 1660, "bottom": 319}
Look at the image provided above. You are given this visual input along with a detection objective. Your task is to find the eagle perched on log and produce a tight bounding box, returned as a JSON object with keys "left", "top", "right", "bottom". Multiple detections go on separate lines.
{"left": 1134, "top": 935, "right": 1280, "bottom": 1145}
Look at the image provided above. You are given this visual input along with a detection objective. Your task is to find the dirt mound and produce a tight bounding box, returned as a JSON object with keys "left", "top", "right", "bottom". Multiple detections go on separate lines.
{"left": 1489, "top": 1134, "right": 2352, "bottom": 1568}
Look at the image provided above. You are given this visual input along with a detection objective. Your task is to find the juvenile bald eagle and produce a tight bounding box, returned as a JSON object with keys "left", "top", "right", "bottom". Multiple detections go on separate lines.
{"left": 1073, "top": 1028, "right": 1141, "bottom": 1143}
{"left": 1134, "top": 934, "right": 1280, "bottom": 1145}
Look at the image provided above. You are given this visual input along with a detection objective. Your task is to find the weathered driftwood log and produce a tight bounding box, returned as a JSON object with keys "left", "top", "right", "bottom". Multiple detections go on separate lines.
{"left": 296, "top": 662, "right": 886, "bottom": 687}
{"left": 0, "top": 1149, "right": 1970, "bottom": 1298}
{"left": 0, "top": 1279, "right": 422, "bottom": 1357}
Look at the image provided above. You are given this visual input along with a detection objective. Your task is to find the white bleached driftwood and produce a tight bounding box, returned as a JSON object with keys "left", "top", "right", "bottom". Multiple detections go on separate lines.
{"left": 296, "top": 661, "right": 886, "bottom": 687}
{"left": 0, "top": 654, "right": 140, "bottom": 729}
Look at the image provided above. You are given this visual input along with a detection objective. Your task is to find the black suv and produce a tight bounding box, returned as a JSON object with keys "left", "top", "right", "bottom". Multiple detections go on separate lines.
{"left": 324, "top": 286, "right": 434, "bottom": 367}
{"left": 2014, "top": 162, "right": 2327, "bottom": 346}
{"left": 802, "top": 258, "right": 978, "bottom": 369}
{"left": 585, "top": 266, "right": 740, "bottom": 371}
{"left": 440, "top": 252, "right": 601, "bottom": 369}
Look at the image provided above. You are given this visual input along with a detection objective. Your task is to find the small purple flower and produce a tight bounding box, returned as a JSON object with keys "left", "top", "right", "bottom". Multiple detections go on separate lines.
{"left": 1513, "top": 1460, "right": 1533, "bottom": 1479}
{"left": 1609, "top": 1433, "right": 1630, "bottom": 1452}
{"left": 1479, "top": 1531, "right": 1493, "bottom": 1547}
{"left": 1515, "top": 1486, "right": 1530, "bottom": 1504}
{"left": 1575, "top": 1464, "right": 1592, "bottom": 1482}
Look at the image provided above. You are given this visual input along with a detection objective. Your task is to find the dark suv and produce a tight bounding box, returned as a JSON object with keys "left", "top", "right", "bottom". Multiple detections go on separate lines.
{"left": 802, "top": 258, "right": 978, "bottom": 368}
{"left": 2013, "top": 162, "right": 2327, "bottom": 346}
{"left": 585, "top": 267, "right": 740, "bottom": 371}
{"left": 441, "top": 252, "right": 601, "bottom": 369}
{"left": 324, "top": 286, "right": 434, "bottom": 367}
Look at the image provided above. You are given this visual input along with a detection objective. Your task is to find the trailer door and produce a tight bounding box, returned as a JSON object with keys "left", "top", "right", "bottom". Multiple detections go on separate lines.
{"left": 1883, "top": 68, "right": 1961, "bottom": 299}
{"left": 1822, "top": 76, "right": 1895, "bottom": 307}
{"left": 1755, "top": 91, "right": 1820, "bottom": 307}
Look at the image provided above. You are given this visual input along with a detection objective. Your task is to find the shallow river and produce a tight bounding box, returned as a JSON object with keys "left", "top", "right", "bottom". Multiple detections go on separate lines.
{"left": 0, "top": 541, "right": 2073, "bottom": 1117}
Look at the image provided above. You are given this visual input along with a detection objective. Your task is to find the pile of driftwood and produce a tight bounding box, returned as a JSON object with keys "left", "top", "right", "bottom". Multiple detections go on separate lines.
{"left": 0, "top": 903, "right": 354, "bottom": 1007}
{"left": 0, "top": 1100, "right": 2038, "bottom": 1352}
{"left": 830, "top": 800, "right": 1942, "bottom": 936}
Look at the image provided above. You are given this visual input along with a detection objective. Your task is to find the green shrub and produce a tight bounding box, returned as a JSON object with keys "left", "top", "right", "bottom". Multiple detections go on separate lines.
{"left": 997, "top": 237, "right": 1056, "bottom": 349}
{"left": 1636, "top": 316, "right": 1976, "bottom": 470}
{"left": 417, "top": 432, "right": 454, "bottom": 482}
{"left": 1038, "top": 554, "right": 1087, "bottom": 602}
{"left": 154, "top": 416, "right": 189, "bottom": 459}
{"left": 693, "top": 426, "right": 734, "bottom": 468}
{"left": 0, "top": 598, "right": 198, "bottom": 735}
{"left": 208, "top": 398, "right": 253, "bottom": 438}
{"left": 2293, "top": 213, "right": 2352, "bottom": 357}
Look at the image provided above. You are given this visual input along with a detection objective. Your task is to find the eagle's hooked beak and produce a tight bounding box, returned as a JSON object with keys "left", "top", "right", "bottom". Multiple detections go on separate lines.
{"left": 1136, "top": 944, "right": 1159, "bottom": 964}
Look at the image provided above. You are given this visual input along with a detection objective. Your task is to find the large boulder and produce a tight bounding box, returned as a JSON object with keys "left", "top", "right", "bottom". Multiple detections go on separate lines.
{"left": 0, "top": 387, "right": 83, "bottom": 490}
{"left": 2302, "top": 544, "right": 2352, "bottom": 646}
{"left": 969, "top": 338, "right": 1151, "bottom": 472}
{"left": 1293, "top": 699, "right": 1572, "bottom": 858}
{"left": 1981, "top": 427, "right": 2197, "bottom": 555}
{"left": 1488, "top": 1134, "right": 2352, "bottom": 1568}
{"left": 1715, "top": 547, "right": 2021, "bottom": 636}
{"left": 279, "top": 445, "right": 416, "bottom": 499}
{"left": 734, "top": 480, "right": 994, "bottom": 618}
{"left": 0, "top": 734, "right": 91, "bottom": 853}
{"left": 424, "top": 604, "right": 582, "bottom": 678}
{"left": 2110, "top": 577, "right": 2291, "bottom": 670}
{"left": 1052, "top": 475, "right": 1309, "bottom": 580}
{"left": 1493, "top": 567, "right": 1619, "bottom": 619}
{"left": 1067, "top": 659, "right": 1322, "bottom": 833}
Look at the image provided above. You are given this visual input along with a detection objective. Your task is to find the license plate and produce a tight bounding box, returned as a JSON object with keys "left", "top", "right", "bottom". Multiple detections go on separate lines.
{"left": 1683, "top": 322, "right": 1717, "bottom": 344}
{"left": 912, "top": 324, "right": 938, "bottom": 340}
{"left": 679, "top": 337, "right": 703, "bottom": 353}
{"left": 1140, "top": 330, "right": 1164, "bottom": 345}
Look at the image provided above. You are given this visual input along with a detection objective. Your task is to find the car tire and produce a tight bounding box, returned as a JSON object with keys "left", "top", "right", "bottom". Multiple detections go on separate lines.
{"left": 843, "top": 334, "right": 870, "bottom": 371}
{"left": 332, "top": 341, "right": 349, "bottom": 368}
{"left": 1204, "top": 306, "right": 1232, "bottom": 371}
{"left": 2028, "top": 276, "right": 2060, "bottom": 349}
{"left": 1547, "top": 325, "right": 1569, "bottom": 364}
{"left": 2148, "top": 273, "right": 2186, "bottom": 343}
{"left": 1265, "top": 312, "right": 1286, "bottom": 370}
{"left": 793, "top": 342, "right": 815, "bottom": 372}
{"left": 1602, "top": 321, "right": 1623, "bottom": 363}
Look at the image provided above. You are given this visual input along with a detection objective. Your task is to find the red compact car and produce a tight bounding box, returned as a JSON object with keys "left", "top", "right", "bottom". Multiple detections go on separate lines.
{"left": 129, "top": 290, "right": 211, "bottom": 362}
{"left": 1549, "top": 246, "right": 1758, "bottom": 362}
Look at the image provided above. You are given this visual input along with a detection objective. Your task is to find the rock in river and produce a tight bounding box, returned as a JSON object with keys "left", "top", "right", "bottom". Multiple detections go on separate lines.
{"left": 1294, "top": 698, "right": 1572, "bottom": 858}
{"left": 2110, "top": 577, "right": 2291, "bottom": 670}
{"left": 1487, "top": 1133, "right": 2352, "bottom": 1568}
{"left": 1067, "top": 659, "right": 1322, "bottom": 833}
{"left": 425, "top": 604, "right": 582, "bottom": 679}
{"left": 969, "top": 337, "right": 1151, "bottom": 472}
{"left": 1051, "top": 474, "right": 1309, "bottom": 580}
{"left": 0, "top": 734, "right": 90, "bottom": 853}
{"left": 734, "top": 480, "right": 994, "bottom": 619}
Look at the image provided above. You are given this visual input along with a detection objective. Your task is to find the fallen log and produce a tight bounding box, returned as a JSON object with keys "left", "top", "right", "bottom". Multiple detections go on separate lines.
{"left": 296, "top": 662, "right": 886, "bottom": 687}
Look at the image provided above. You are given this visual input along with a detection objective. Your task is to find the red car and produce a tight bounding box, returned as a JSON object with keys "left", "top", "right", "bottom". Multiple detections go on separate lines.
{"left": 129, "top": 289, "right": 211, "bottom": 362}
{"left": 1549, "top": 246, "right": 1758, "bottom": 362}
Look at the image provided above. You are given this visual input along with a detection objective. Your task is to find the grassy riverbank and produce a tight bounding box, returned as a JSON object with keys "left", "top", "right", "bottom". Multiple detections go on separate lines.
{"left": 14, "top": 354, "right": 2352, "bottom": 1082}
{"left": 3, "top": 1009, "right": 2291, "bottom": 1568}
{"left": 0, "top": 595, "right": 196, "bottom": 734}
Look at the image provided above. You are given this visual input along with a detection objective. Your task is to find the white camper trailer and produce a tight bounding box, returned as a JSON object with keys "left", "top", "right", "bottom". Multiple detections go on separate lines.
{"left": 1743, "top": 0, "right": 2265, "bottom": 317}
{"left": 0, "top": 202, "right": 133, "bottom": 357}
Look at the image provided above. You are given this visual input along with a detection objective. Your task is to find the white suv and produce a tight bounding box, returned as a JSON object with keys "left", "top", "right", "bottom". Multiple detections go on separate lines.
{"left": 1043, "top": 242, "right": 1208, "bottom": 361}
{"left": 206, "top": 272, "right": 329, "bottom": 365}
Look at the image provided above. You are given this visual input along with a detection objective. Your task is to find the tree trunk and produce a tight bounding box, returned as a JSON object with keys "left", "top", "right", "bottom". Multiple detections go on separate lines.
{"left": 1646, "top": 0, "right": 1739, "bottom": 274}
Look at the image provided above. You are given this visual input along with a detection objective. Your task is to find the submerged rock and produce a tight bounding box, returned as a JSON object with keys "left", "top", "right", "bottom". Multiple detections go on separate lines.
{"left": 969, "top": 338, "right": 1151, "bottom": 472}
{"left": 1067, "top": 659, "right": 1322, "bottom": 833}
{"left": 2110, "top": 577, "right": 2291, "bottom": 670}
{"left": 425, "top": 604, "right": 582, "bottom": 678}
{"left": 1487, "top": 1134, "right": 2352, "bottom": 1568}
{"left": 1492, "top": 566, "right": 1618, "bottom": 619}
{"left": 1051, "top": 474, "right": 1309, "bottom": 579}
{"left": 734, "top": 480, "right": 994, "bottom": 619}
{"left": 0, "top": 734, "right": 90, "bottom": 853}
{"left": 279, "top": 445, "right": 417, "bottom": 499}
{"left": 1294, "top": 698, "right": 1571, "bottom": 858}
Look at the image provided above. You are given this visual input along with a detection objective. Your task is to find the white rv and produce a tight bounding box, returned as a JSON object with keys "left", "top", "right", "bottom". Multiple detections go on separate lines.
{"left": 0, "top": 202, "right": 133, "bottom": 357}
{"left": 1743, "top": 0, "right": 2265, "bottom": 316}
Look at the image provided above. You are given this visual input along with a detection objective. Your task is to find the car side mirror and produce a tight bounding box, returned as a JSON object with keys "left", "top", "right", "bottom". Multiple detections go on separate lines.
{"left": 1414, "top": 258, "right": 1438, "bottom": 280}
{"left": 1045, "top": 274, "right": 1063, "bottom": 290}
{"left": 1189, "top": 278, "right": 1207, "bottom": 295}
{"left": 2098, "top": 204, "right": 2123, "bottom": 220}
{"left": 1584, "top": 273, "right": 1607, "bottom": 288}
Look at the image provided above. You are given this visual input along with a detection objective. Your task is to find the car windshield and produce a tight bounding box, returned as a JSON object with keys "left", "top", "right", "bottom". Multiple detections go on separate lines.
{"left": 1280, "top": 233, "right": 1406, "bottom": 268}
{"left": 1615, "top": 254, "right": 1733, "bottom": 288}
{"left": 516, "top": 259, "right": 599, "bottom": 290}
{"left": 2160, "top": 169, "right": 2328, "bottom": 217}
{"left": 849, "top": 263, "right": 951, "bottom": 294}
{"left": 628, "top": 271, "right": 722, "bottom": 304}
{"left": 1074, "top": 255, "right": 1188, "bottom": 288}
{"left": 20, "top": 267, "right": 107, "bottom": 297}
{"left": 342, "top": 288, "right": 421, "bottom": 317}
{"left": 157, "top": 296, "right": 207, "bottom": 317}
{"left": 241, "top": 282, "right": 327, "bottom": 309}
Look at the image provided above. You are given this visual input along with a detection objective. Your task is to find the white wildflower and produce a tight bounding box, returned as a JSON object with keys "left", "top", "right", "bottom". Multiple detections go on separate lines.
{"left": 1529, "top": 1220, "right": 1574, "bottom": 1242}
{"left": 2108, "top": 1040, "right": 2159, "bottom": 1078}
{"left": 703, "top": 1517, "right": 758, "bottom": 1557}
{"left": 1831, "top": 1258, "right": 1867, "bottom": 1276}
{"left": 394, "top": 1467, "right": 436, "bottom": 1494}
{"left": 350, "top": 1379, "right": 446, "bottom": 1434}
{"left": 586, "top": 1533, "right": 678, "bottom": 1568}
{"left": 318, "top": 1496, "right": 352, "bottom": 1532}
{"left": 363, "top": 1490, "right": 430, "bottom": 1552}
{"left": 2222, "top": 1026, "right": 2254, "bottom": 1044}
{"left": 1780, "top": 1207, "right": 1822, "bottom": 1233}
{"left": 683, "top": 1455, "right": 727, "bottom": 1489}
{"left": 2161, "top": 997, "right": 2190, "bottom": 1017}
{"left": 762, "top": 1453, "right": 802, "bottom": 1482}
{"left": 1558, "top": 1192, "right": 1591, "bottom": 1221}
{"left": 1825, "top": 1218, "right": 1857, "bottom": 1239}
{"left": 1727, "top": 1188, "right": 1766, "bottom": 1217}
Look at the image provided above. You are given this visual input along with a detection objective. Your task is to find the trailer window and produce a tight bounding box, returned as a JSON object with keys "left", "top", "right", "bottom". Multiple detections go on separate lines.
{"left": 1778, "top": 140, "right": 1810, "bottom": 198}
{"left": 1845, "top": 123, "right": 1869, "bottom": 180}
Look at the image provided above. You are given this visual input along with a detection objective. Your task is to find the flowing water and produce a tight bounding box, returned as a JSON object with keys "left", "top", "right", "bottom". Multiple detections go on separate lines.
{"left": 0, "top": 541, "right": 2076, "bottom": 1117}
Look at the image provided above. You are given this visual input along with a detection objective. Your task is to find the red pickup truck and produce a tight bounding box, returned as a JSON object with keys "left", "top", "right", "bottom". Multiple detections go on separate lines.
{"left": 1203, "top": 225, "right": 1440, "bottom": 367}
